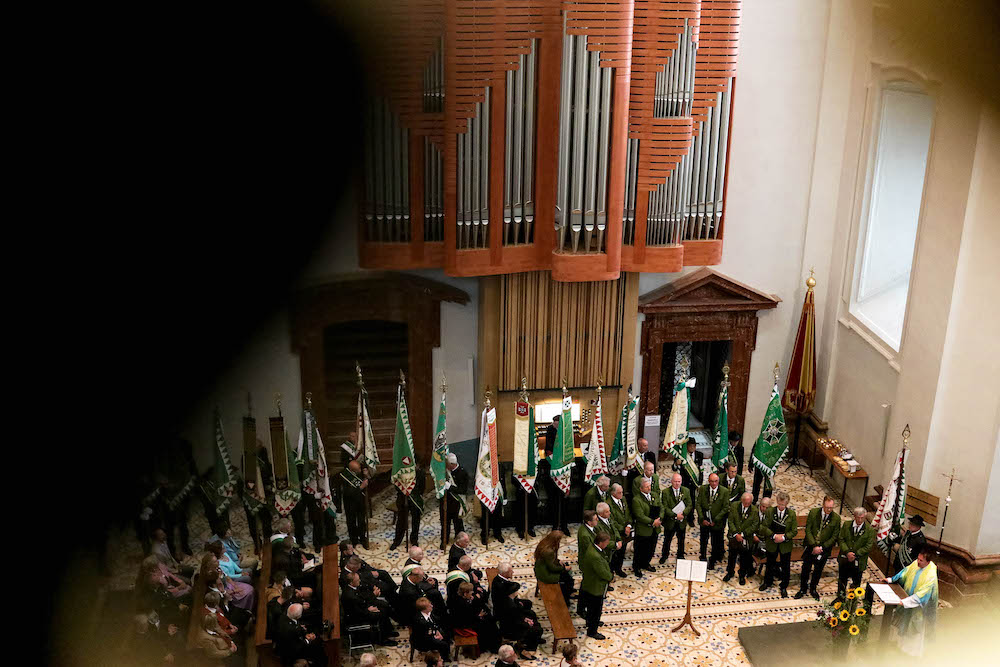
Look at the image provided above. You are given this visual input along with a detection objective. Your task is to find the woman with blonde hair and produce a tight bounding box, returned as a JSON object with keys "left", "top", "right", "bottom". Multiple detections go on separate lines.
{"left": 533, "top": 530, "right": 575, "bottom": 603}
{"left": 196, "top": 612, "right": 237, "bottom": 662}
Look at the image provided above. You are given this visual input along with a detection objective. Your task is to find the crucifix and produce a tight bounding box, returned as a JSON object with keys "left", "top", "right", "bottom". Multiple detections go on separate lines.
{"left": 936, "top": 468, "right": 961, "bottom": 553}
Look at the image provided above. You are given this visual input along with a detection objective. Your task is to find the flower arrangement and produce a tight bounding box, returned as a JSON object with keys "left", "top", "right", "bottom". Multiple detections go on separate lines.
{"left": 816, "top": 587, "right": 870, "bottom": 644}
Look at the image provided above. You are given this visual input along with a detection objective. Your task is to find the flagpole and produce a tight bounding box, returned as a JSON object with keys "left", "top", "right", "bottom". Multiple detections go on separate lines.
{"left": 356, "top": 362, "right": 372, "bottom": 546}
{"left": 521, "top": 377, "right": 529, "bottom": 540}
{"left": 440, "top": 374, "right": 449, "bottom": 550}
{"left": 246, "top": 392, "right": 264, "bottom": 554}
{"left": 557, "top": 381, "right": 567, "bottom": 534}
{"left": 484, "top": 388, "right": 492, "bottom": 549}
{"left": 400, "top": 372, "right": 411, "bottom": 552}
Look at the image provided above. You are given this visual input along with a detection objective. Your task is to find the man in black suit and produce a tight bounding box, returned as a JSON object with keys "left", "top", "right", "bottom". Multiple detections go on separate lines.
{"left": 538, "top": 457, "right": 569, "bottom": 535}
{"left": 341, "top": 572, "right": 398, "bottom": 645}
{"left": 491, "top": 563, "right": 541, "bottom": 660}
{"left": 440, "top": 454, "right": 469, "bottom": 548}
{"left": 512, "top": 470, "right": 538, "bottom": 539}
{"left": 274, "top": 603, "right": 328, "bottom": 665}
{"left": 448, "top": 531, "right": 471, "bottom": 571}
{"left": 400, "top": 565, "right": 447, "bottom": 618}
{"left": 339, "top": 543, "right": 398, "bottom": 595}
{"left": 391, "top": 464, "right": 426, "bottom": 550}
{"left": 543, "top": 416, "right": 559, "bottom": 457}
{"left": 411, "top": 597, "right": 450, "bottom": 656}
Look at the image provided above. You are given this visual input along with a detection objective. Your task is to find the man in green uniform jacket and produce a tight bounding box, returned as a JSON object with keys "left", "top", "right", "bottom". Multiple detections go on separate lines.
{"left": 724, "top": 492, "right": 758, "bottom": 584}
{"left": 659, "top": 473, "right": 693, "bottom": 564}
{"left": 577, "top": 510, "right": 599, "bottom": 561}
{"left": 795, "top": 496, "right": 841, "bottom": 600}
{"left": 631, "top": 478, "right": 662, "bottom": 578}
{"left": 583, "top": 476, "right": 611, "bottom": 513}
{"left": 758, "top": 490, "right": 797, "bottom": 597}
{"left": 696, "top": 473, "right": 730, "bottom": 569}
{"left": 579, "top": 533, "right": 614, "bottom": 640}
{"left": 837, "top": 506, "right": 875, "bottom": 599}
{"left": 608, "top": 483, "right": 632, "bottom": 577}
{"left": 630, "top": 460, "right": 660, "bottom": 502}
{"left": 595, "top": 502, "right": 620, "bottom": 561}
{"left": 721, "top": 462, "right": 746, "bottom": 503}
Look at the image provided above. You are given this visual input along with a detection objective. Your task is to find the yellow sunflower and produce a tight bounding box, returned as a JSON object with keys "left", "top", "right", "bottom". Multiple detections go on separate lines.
{"left": 855, "top": 587, "right": 865, "bottom": 597}
{"left": 849, "top": 625, "right": 860, "bottom": 636}
{"left": 847, "top": 592, "right": 855, "bottom": 600}
{"left": 833, "top": 601, "right": 842, "bottom": 610}
{"left": 855, "top": 608, "right": 866, "bottom": 617}
{"left": 839, "top": 610, "right": 851, "bottom": 621}
{"left": 829, "top": 618, "right": 838, "bottom": 628}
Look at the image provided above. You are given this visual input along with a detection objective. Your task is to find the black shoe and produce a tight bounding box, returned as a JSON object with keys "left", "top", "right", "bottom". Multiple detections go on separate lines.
{"left": 390, "top": 541, "right": 402, "bottom": 551}
{"left": 759, "top": 583, "right": 770, "bottom": 592}
{"left": 497, "top": 535, "right": 505, "bottom": 543}
{"left": 708, "top": 561, "right": 717, "bottom": 570}
{"left": 607, "top": 585, "right": 614, "bottom": 592}
{"left": 722, "top": 574, "right": 732, "bottom": 583}
{"left": 587, "top": 632, "right": 607, "bottom": 640}
{"left": 658, "top": 556, "right": 668, "bottom": 564}
{"left": 517, "top": 532, "right": 525, "bottom": 540}
{"left": 699, "top": 556, "right": 707, "bottom": 562}
{"left": 614, "top": 570, "right": 628, "bottom": 578}
{"left": 646, "top": 565, "right": 657, "bottom": 572}
{"left": 780, "top": 588, "right": 788, "bottom": 598}
{"left": 481, "top": 535, "right": 488, "bottom": 545}
{"left": 739, "top": 576, "right": 746, "bottom": 585}
{"left": 387, "top": 631, "right": 400, "bottom": 638}
{"left": 518, "top": 652, "right": 536, "bottom": 661}
{"left": 380, "top": 639, "right": 398, "bottom": 647}
{"left": 810, "top": 589, "right": 820, "bottom": 601}
{"left": 633, "top": 570, "right": 644, "bottom": 579}
{"left": 528, "top": 529, "right": 536, "bottom": 537}
{"left": 794, "top": 590, "right": 806, "bottom": 599}
{"left": 598, "top": 621, "right": 605, "bottom": 626}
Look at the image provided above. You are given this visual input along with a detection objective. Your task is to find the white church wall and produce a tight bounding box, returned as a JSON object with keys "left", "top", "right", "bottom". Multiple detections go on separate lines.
{"left": 634, "top": 0, "right": 834, "bottom": 440}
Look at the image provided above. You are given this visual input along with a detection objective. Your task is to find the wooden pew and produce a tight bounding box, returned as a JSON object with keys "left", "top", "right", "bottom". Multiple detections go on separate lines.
{"left": 186, "top": 567, "right": 207, "bottom": 650}
{"left": 254, "top": 543, "right": 281, "bottom": 667}
{"left": 320, "top": 544, "right": 341, "bottom": 665}
{"left": 537, "top": 582, "right": 576, "bottom": 654}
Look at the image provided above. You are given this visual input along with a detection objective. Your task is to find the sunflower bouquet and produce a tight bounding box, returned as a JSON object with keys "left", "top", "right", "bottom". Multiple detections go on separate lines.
{"left": 815, "top": 587, "right": 871, "bottom": 643}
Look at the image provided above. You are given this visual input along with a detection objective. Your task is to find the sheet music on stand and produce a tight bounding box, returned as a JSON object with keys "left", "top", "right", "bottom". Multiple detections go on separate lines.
{"left": 675, "top": 559, "right": 708, "bottom": 583}
{"left": 870, "top": 583, "right": 900, "bottom": 605}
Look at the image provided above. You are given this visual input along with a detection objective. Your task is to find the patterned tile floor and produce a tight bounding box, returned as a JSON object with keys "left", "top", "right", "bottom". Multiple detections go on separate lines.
{"left": 108, "top": 463, "right": 891, "bottom": 666}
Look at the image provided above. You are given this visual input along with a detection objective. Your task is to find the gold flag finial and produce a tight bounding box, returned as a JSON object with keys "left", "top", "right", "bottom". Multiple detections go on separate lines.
{"left": 274, "top": 392, "right": 282, "bottom": 416}
{"left": 400, "top": 370, "right": 406, "bottom": 389}
{"left": 520, "top": 377, "right": 529, "bottom": 402}
{"left": 485, "top": 386, "right": 492, "bottom": 409}
{"left": 441, "top": 373, "right": 447, "bottom": 392}
{"left": 561, "top": 378, "right": 568, "bottom": 396}
{"left": 355, "top": 361, "right": 364, "bottom": 387}
{"left": 773, "top": 362, "right": 780, "bottom": 383}
{"left": 305, "top": 391, "right": 313, "bottom": 410}
{"left": 806, "top": 268, "right": 816, "bottom": 290}
{"left": 596, "top": 378, "right": 603, "bottom": 396}
{"left": 902, "top": 423, "right": 911, "bottom": 444}
{"left": 722, "top": 363, "right": 730, "bottom": 388}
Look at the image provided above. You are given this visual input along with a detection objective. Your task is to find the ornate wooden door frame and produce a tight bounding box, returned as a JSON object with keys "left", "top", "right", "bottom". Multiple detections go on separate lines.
{"left": 638, "top": 268, "right": 780, "bottom": 438}
{"left": 290, "top": 272, "right": 469, "bottom": 465}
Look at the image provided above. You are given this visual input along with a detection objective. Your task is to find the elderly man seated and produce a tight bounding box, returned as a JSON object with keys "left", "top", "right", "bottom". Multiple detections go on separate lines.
{"left": 448, "top": 532, "right": 473, "bottom": 572}
{"left": 401, "top": 565, "right": 447, "bottom": 619}
{"left": 411, "top": 596, "right": 451, "bottom": 658}
{"left": 341, "top": 571, "right": 399, "bottom": 646}
{"left": 340, "top": 540, "right": 397, "bottom": 594}
{"left": 275, "top": 603, "right": 327, "bottom": 666}
{"left": 490, "top": 563, "right": 541, "bottom": 661}
{"left": 446, "top": 554, "right": 486, "bottom": 600}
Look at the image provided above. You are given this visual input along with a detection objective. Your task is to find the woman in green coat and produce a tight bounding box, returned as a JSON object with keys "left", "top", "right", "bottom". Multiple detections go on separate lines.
{"left": 533, "top": 530, "right": 575, "bottom": 603}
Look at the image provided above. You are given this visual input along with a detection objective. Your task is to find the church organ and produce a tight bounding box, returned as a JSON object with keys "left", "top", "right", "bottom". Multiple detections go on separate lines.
{"left": 357, "top": 0, "right": 741, "bottom": 281}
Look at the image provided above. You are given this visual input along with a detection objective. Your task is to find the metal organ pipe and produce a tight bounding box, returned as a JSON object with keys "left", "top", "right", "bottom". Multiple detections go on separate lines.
{"left": 455, "top": 89, "right": 490, "bottom": 250}
{"left": 523, "top": 39, "right": 537, "bottom": 244}
{"left": 555, "top": 15, "right": 573, "bottom": 251}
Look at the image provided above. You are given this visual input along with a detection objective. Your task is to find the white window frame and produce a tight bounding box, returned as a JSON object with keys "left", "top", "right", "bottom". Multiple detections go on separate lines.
{"left": 843, "top": 65, "right": 937, "bottom": 360}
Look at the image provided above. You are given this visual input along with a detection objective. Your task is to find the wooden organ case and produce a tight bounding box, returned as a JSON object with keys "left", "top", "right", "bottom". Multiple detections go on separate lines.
{"left": 358, "top": 0, "right": 741, "bottom": 282}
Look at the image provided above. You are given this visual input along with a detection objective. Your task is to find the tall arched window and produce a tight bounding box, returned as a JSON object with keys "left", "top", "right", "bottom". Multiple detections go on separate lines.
{"left": 850, "top": 78, "right": 934, "bottom": 351}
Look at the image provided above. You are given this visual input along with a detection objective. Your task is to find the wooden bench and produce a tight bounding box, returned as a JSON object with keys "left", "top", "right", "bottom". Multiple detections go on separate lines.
{"left": 185, "top": 568, "right": 207, "bottom": 651}
{"left": 537, "top": 582, "right": 576, "bottom": 654}
{"left": 254, "top": 543, "right": 281, "bottom": 667}
{"left": 453, "top": 634, "right": 481, "bottom": 661}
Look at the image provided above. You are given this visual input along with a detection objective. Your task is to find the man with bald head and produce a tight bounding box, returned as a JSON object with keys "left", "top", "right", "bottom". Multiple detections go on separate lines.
{"left": 659, "top": 473, "right": 692, "bottom": 564}
{"left": 696, "top": 472, "right": 729, "bottom": 569}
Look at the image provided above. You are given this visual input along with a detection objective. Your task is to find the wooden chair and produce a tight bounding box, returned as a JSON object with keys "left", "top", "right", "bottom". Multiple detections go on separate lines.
{"left": 537, "top": 582, "right": 576, "bottom": 654}
{"left": 453, "top": 633, "right": 480, "bottom": 661}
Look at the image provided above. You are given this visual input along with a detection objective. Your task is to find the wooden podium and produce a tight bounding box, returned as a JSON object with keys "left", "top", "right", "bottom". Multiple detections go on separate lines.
{"left": 672, "top": 559, "right": 708, "bottom": 636}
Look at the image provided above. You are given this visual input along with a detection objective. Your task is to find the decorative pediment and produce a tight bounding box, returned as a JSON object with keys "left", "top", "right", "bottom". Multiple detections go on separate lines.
{"left": 639, "top": 268, "right": 781, "bottom": 314}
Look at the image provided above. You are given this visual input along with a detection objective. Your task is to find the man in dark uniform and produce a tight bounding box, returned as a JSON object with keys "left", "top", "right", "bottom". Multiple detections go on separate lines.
{"left": 724, "top": 492, "right": 758, "bottom": 585}
{"left": 340, "top": 571, "right": 398, "bottom": 646}
{"left": 239, "top": 439, "right": 274, "bottom": 553}
{"left": 155, "top": 436, "right": 199, "bottom": 559}
{"left": 750, "top": 436, "right": 772, "bottom": 503}
{"left": 391, "top": 464, "right": 426, "bottom": 550}
{"left": 448, "top": 531, "right": 472, "bottom": 571}
{"left": 440, "top": 453, "right": 469, "bottom": 548}
{"left": 544, "top": 415, "right": 559, "bottom": 457}
{"left": 480, "top": 491, "right": 505, "bottom": 545}
{"left": 729, "top": 431, "right": 745, "bottom": 476}
{"left": 891, "top": 515, "right": 927, "bottom": 574}
{"left": 512, "top": 470, "right": 537, "bottom": 539}
{"left": 336, "top": 459, "right": 369, "bottom": 548}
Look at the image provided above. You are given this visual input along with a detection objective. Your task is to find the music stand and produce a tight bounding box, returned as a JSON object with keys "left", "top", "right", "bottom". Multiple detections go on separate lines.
{"left": 672, "top": 559, "right": 707, "bottom": 636}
